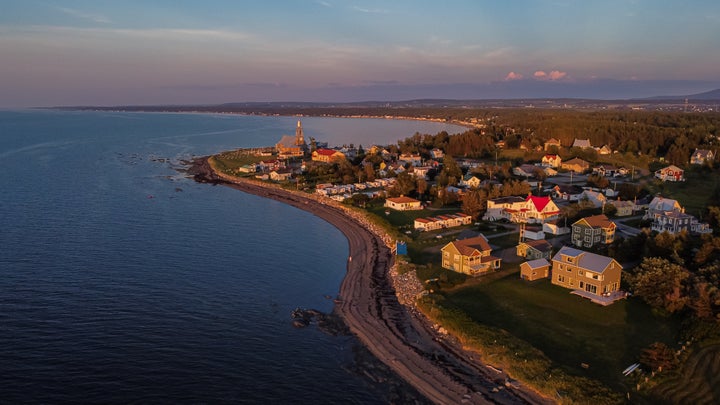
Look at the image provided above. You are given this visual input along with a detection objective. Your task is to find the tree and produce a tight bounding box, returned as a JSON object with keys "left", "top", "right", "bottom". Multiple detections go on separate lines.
{"left": 628, "top": 257, "right": 690, "bottom": 313}
{"left": 442, "top": 155, "right": 462, "bottom": 186}
{"left": 416, "top": 177, "right": 428, "bottom": 198}
{"left": 586, "top": 174, "right": 609, "bottom": 189}
{"left": 639, "top": 342, "right": 678, "bottom": 371}
{"left": 393, "top": 171, "right": 416, "bottom": 196}
{"left": 462, "top": 189, "right": 488, "bottom": 220}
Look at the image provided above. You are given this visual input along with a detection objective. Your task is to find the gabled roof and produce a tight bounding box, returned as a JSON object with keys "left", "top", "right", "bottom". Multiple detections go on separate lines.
{"left": 450, "top": 235, "right": 492, "bottom": 256}
{"left": 574, "top": 214, "right": 614, "bottom": 229}
{"left": 276, "top": 135, "right": 298, "bottom": 148}
{"left": 648, "top": 196, "right": 681, "bottom": 212}
{"left": 526, "top": 195, "right": 552, "bottom": 212}
{"left": 543, "top": 154, "right": 560, "bottom": 160}
{"left": 552, "top": 246, "right": 616, "bottom": 273}
{"left": 692, "top": 149, "right": 713, "bottom": 158}
{"left": 525, "top": 258, "right": 550, "bottom": 269}
{"left": 523, "top": 239, "right": 553, "bottom": 252}
{"left": 658, "top": 164, "right": 683, "bottom": 172}
{"left": 315, "top": 148, "right": 341, "bottom": 156}
{"left": 489, "top": 196, "right": 526, "bottom": 204}
{"left": 387, "top": 196, "right": 420, "bottom": 204}
{"left": 563, "top": 157, "right": 590, "bottom": 167}
{"left": 572, "top": 139, "right": 592, "bottom": 148}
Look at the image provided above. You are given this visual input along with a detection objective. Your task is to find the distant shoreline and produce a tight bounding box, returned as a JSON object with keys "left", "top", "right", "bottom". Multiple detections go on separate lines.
{"left": 189, "top": 156, "right": 551, "bottom": 405}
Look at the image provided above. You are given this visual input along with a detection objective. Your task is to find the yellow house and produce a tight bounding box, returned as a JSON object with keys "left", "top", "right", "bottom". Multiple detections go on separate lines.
{"left": 551, "top": 246, "right": 621, "bottom": 298}
{"left": 441, "top": 235, "right": 501, "bottom": 276}
{"left": 311, "top": 148, "right": 346, "bottom": 163}
{"left": 520, "top": 258, "right": 550, "bottom": 281}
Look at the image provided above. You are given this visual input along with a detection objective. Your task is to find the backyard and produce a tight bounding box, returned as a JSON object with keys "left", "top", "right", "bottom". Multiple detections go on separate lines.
{"left": 443, "top": 274, "right": 681, "bottom": 391}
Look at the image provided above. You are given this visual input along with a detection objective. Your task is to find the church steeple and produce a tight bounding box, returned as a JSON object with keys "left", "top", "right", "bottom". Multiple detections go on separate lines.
{"left": 295, "top": 120, "right": 305, "bottom": 146}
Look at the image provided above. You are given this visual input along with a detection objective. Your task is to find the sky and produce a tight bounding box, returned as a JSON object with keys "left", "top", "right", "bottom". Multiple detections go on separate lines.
{"left": 1, "top": 0, "right": 720, "bottom": 107}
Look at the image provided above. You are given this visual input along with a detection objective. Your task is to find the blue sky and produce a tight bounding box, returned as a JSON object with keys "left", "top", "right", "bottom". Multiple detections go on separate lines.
{"left": 1, "top": 0, "right": 719, "bottom": 107}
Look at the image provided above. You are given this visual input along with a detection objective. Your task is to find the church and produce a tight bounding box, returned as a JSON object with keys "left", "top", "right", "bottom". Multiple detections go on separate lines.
{"left": 276, "top": 120, "right": 308, "bottom": 157}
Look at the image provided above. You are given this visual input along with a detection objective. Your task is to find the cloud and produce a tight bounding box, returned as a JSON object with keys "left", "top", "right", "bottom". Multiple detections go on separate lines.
{"left": 504, "top": 72, "right": 523, "bottom": 81}
{"left": 352, "top": 6, "right": 389, "bottom": 14}
{"left": 57, "top": 7, "right": 111, "bottom": 24}
{"left": 315, "top": 0, "right": 332, "bottom": 7}
{"left": 534, "top": 70, "right": 568, "bottom": 81}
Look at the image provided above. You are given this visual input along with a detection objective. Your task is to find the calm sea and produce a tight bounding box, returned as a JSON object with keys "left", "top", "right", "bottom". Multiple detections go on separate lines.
{"left": 0, "top": 110, "right": 465, "bottom": 403}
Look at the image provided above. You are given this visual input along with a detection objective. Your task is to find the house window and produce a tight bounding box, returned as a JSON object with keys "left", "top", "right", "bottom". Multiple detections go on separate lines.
{"left": 585, "top": 284, "right": 597, "bottom": 294}
{"left": 578, "top": 270, "right": 585, "bottom": 276}
{"left": 592, "top": 274, "right": 599, "bottom": 280}
{"left": 557, "top": 275, "right": 565, "bottom": 283}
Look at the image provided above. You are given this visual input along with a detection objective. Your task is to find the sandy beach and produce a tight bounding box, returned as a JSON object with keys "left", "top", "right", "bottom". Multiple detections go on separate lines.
{"left": 189, "top": 157, "right": 552, "bottom": 405}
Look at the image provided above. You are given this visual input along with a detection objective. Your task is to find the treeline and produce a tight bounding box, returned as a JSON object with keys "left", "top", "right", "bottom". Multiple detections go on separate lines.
{"left": 395, "top": 109, "right": 719, "bottom": 165}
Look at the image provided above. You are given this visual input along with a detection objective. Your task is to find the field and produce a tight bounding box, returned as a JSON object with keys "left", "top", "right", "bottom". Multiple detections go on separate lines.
{"left": 443, "top": 274, "right": 681, "bottom": 391}
{"left": 646, "top": 167, "right": 719, "bottom": 216}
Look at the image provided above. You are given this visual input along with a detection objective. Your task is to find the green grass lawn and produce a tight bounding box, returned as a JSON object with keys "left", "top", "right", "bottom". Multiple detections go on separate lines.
{"left": 647, "top": 169, "right": 720, "bottom": 216}
{"left": 444, "top": 274, "right": 681, "bottom": 391}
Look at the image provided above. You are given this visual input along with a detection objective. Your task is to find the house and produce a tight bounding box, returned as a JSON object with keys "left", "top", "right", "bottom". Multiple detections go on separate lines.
{"left": 561, "top": 157, "right": 590, "bottom": 173}
{"left": 414, "top": 213, "right": 472, "bottom": 231}
{"left": 572, "top": 139, "right": 593, "bottom": 149}
{"left": 398, "top": 153, "right": 422, "bottom": 166}
{"left": 513, "top": 164, "right": 540, "bottom": 177}
{"left": 644, "top": 196, "right": 682, "bottom": 219}
{"left": 269, "top": 169, "right": 293, "bottom": 182}
{"left": 463, "top": 175, "right": 483, "bottom": 189}
{"left": 571, "top": 214, "right": 616, "bottom": 248}
{"left": 441, "top": 235, "right": 502, "bottom": 276}
{"left": 410, "top": 166, "right": 433, "bottom": 179}
{"left": 430, "top": 148, "right": 445, "bottom": 159}
{"left": 608, "top": 200, "right": 635, "bottom": 216}
{"left": 596, "top": 145, "right": 612, "bottom": 155}
{"left": 551, "top": 246, "right": 622, "bottom": 298}
{"left": 311, "top": 148, "right": 345, "bottom": 163}
{"left": 517, "top": 239, "right": 553, "bottom": 260}
{"left": 655, "top": 165, "right": 685, "bottom": 182}
{"left": 690, "top": 149, "right": 715, "bottom": 165}
{"left": 484, "top": 195, "right": 560, "bottom": 224}
{"left": 592, "top": 164, "right": 619, "bottom": 177}
{"left": 520, "top": 224, "right": 545, "bottom": 240}
{"left": 541, "top": 154, "right": 562, "bottom": 168}
{"left": 579, "top": 189, "right": 607, "bottom": 208}
{"left": 384, "top": 196, "right": 422, "bottom": 211}
{"left": 544, "top": 138, "right": 562, "bottom": 151}
{"left": 552, "top": 184, "right": 584, "bottom": 201}
{"left": 520, "top": 259, "right": 550, "bottom": 281}
{"left": 650, "top": 210, "right": 712, "bottom": 235}
{"left": 543, "top": 219, "right": 571, "bottom": 235}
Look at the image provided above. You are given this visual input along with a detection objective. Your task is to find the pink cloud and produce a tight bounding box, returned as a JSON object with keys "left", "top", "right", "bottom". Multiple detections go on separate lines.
{"left": 504, "top": 71, "right": 523, "bottom": 81}
{"left": 533, "top": 70, "right": 568, "bottom": 81}
{"left": 548, "top": 70, "right": 567, "bottom": 80}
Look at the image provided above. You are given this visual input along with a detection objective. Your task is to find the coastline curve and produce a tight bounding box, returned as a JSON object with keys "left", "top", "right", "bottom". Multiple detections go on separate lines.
{"left": 189, "top": 157, "right": 552, "bottom": 405}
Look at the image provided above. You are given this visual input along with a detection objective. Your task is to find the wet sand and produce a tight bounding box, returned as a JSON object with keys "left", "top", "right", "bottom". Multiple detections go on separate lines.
{"left": 189, "top": 157, "right": 552, "bottom": 405}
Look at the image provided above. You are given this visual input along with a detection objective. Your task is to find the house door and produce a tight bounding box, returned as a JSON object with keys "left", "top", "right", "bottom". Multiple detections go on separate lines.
{"left": 579, "top": 281, "right": 584, "bottom": 289}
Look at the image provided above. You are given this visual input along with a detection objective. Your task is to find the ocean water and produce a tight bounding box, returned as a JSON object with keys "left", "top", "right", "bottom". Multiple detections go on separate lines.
{"left": 0, "top": 110, "right": 465, "bottom": 403}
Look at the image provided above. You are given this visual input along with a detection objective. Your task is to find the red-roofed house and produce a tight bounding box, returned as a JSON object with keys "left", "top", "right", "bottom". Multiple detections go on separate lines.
{"left": 311, "top": 148, "right": 346, "bottom": 163}
{"left": 484, "top": 195, "right": 560, "bottom": 224}
{"left": 384, "top": 196, "right": 422, "bottom": 211}
{"left": 441, "top": 235, "right": 501, "bottom": 275}
{"left": 541, "top": 154, "right": 562, "bottom": 168}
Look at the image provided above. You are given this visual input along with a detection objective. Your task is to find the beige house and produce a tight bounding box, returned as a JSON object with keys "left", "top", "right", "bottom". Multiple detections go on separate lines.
{"left": 541, "top": 154, "right": 562, "bottom": 168}
{"left": 520, "top": 258, "right": 550, "bottom": 281}
{"left": 571, "top": 214, "right": 616, "bottom": 248}
{"left": 544, "top": 138, "right": 562, "bottom": 151}
{"left": 516, "top": 239, "right": 553, "bottom": 260}
{"left": 414, "top": 213, "right": 472, "bottom": 231}
{"left": 608, "top": 200, "right": 634, "bottom": 216}
{"left": 384, "top": 196, "right": 422, "bottom": 211}
{"left": 441, "top": 235, "right": 501, "bottom": 276}
{"left": 551, "top": 246, "right": 622, "bottom": 297}
{"left": 561, "top": 157, "right": 590, "bottom": 173}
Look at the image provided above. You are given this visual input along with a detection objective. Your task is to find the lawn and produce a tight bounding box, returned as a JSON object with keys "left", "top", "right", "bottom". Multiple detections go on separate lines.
{"left": 646, "top": 167, "right": 719, "bottom": 216}
{"left": 444, "top": 274, "right": 681, "bottom": 391}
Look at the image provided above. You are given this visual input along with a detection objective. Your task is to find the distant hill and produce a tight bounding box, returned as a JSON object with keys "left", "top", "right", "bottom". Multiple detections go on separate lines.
{"left": 641, "top": 88, "right": 720, "bottom": 101}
